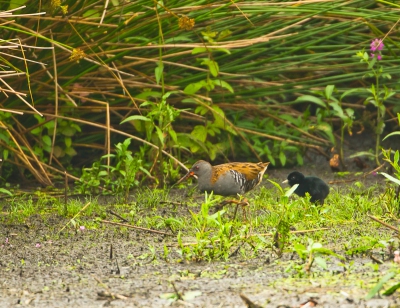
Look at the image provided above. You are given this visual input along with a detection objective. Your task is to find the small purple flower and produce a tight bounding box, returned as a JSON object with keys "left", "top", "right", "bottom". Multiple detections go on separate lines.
{"left": 5, "top": 238, "right": 9, "bottom": 244}
{"left": 35, "top": 243, "right": 41, "bottom": 248}
{"left": 370, "top": 39, "right": 384, "bottom": 52}
{"left": 79, "top": 226, "right": 85, "bottom": 231}
{"left": 370, "top": 39, "right": 384, "bottom": 61}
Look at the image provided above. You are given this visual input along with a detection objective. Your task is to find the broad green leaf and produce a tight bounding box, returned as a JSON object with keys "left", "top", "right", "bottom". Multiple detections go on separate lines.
{"left": 60, "top": 126, "right": 76, "bottom": 137}
{"left": 169, "top": 128, "right": 178, "bottom": 144}
{"left": 192, "top": 47, "right": 207, "bottom": 54}
{"left": 53, "top": 146, "right": 63, "bottom": 158}
{"left": 330, "top": 102, "right": 345, "bottom": 119}
{"left": 382, "top": 131, "right": 400, "bottom": 141}
{"left": 191, "top": 125, "right": 207, "bottom": 142}
{"left": 348, "top": 151, "right": 376, "bottom": 158}
{"left": 8, "top": 0, "right": 28, "bottom": 10}
{"left": 155, "top": 126, "right": 164, "bottom": 145}
{"left": 208, "top": 60, "right": 219, "bottom": 77}
{"left": 42, "top": 135, "right": 52, "bottom": 146}
{"left": 279, "top": 151, "right": 286, "bottom": 166}
{"left": 340, "top": 88, "right": 364, "bottom": 101}
{"left": 218, "top": 29, "right": 232, "bottom": 40}
{"left": 64, "top": 147, "right": 77, "bottom": 156}
{"left": 293, "top": 243, "right": 307, "bottom": 259}
{"left": 155, "top": 61, "right": 164, "bottom": 85}
{"left": 315, "top": 122, "right": 334, "bottom": 144}
{"left": 382, "top": 282, "right": 400, "bottom": 296}
{"left": 368, "top": 56, "right": 377, "bottom": 70}
{"left": 214, "top": 48, "right": 231, "bottom": 54}
{"left": 159, "top": 292, "right": 178, "bottom": 300}
{"left": 0, "top": 188, "right": 12, "bottom": 196}
{"left": 365, "top": 272, "right": 395, "bottom": 300}
{"left": 267, "top": 179, "right": 283, "bottom": 194}
{"left": 325, "top": 85, "right": 335, "bottom": 100}
{"left": 213, "top": 79, "right": 234, "bottom": 93}
{"left": 295, "top": 95, "right": 326, "bottom": 108}
{"left": 3, "top": 149, "right": 8, "bottom": 161}
{"left": 121, "top": 115, "right": 151, "bottom": 124}
{"left": 31, "top": 127, "right": 42, "bottom": 135}
{"left": 208, "top": 144, "right": 217, "bottom": 160}
{"left": 296, "top": 152, "right": 304, "bottom": 165}
{"left": 184, "top": 81, "right": 205, "bottom": 94}
{"left": 314, "top": 256, "right": 327, "bottom": 269}
{"left": 164, "top": 35, "right": 192, "bottom": 43}
{"left": 345, "top": 108, "right": 354, "bottom": 118}
{"left": 65, "top": 137, "right": 72, "bottom": 148}
{"left": 83, "top": 9, "right": 100, "bottom": 18}
{"left": 135, "top": 91, "right": 162, "bottom": 100}
{"left": 98, "top": 170, "right": 108, "bottom": 177}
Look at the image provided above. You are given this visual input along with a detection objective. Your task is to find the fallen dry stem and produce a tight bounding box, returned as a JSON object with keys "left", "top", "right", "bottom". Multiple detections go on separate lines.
{"left": 173, "top": 227, "right": 329, "bottom": 247}
{"left": 58, "top": 202, "right": 91, "bottom": 234}
{"left": 367, "top": 214, "right": 399, "bottom": 233}
{"left": 100, "top": 219, "right": 174, "bottom": 236}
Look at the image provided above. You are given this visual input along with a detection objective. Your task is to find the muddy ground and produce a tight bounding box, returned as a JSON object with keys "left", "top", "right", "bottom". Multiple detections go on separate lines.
{"left": 1, "top": 131, "right": 400, "bottom": 307}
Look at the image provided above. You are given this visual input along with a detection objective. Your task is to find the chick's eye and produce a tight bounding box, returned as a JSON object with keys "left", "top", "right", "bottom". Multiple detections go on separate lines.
{"left": 195, "top": 166, "right": 199, "bottom": 170}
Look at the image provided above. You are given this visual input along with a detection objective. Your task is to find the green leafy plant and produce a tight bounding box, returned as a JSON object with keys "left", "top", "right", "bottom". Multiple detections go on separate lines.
{"left": 295, "top": 84, "right": 355, "bottom": 168}
{"left": 76, "top": 138, "right": 150, "bottom": 201}
{"left": 292, "top": 238, "right": 345, "bottom": 276}
{"left": 176, "top": 192, "right": 250, "bottom": 261}
{"left": 183, "top": 28, "right": 234, "bottom": 96}
{"left": 267, "top": 180, "right": 299, "bottom": 255}
{"left": 356, "top": 39, "right": 396, "bottom": 165}
{"left": 31, "top": 116, "right": 80, "bottom": 161}
{"left": 380, "top": 113, "right": 400, "bottom": 194}
{"left": 122, "top": 91, "right": 180, "bottom": 184}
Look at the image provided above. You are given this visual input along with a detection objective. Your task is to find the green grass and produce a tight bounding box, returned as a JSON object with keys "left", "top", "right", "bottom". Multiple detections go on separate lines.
{"left": 1, "top": 178, "right": 399, "bottom": 301}
{"left": 1, "top": 178, "right": 398, "bottom": 263}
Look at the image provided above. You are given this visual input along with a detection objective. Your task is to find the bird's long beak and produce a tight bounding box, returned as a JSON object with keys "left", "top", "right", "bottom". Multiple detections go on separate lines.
{"left": 176, "top": 170, "right": 195, "bottom": 185}
{"left": 282, "top": 179, "right": 288, "bottom": 184}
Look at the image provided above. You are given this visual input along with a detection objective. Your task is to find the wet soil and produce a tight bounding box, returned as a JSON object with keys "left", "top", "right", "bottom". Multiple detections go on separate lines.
{"left": 1, "top": 131, "right": 400, "bottom": 307}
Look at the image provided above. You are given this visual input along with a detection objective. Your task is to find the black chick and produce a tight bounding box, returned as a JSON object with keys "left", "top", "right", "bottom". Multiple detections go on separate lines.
{"left": 283, "top": 171, "right": 330, "bottom": 204}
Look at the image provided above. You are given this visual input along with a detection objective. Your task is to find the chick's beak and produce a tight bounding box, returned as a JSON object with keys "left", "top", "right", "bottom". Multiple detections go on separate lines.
{"left": 176, "top": 170, "right": 195, "bottom": 185}
{"left": 282, "top": 179, "right": 288, "bottom": 184}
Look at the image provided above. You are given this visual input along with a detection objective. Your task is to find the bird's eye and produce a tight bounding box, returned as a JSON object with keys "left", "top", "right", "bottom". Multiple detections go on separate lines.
{"left": 194, "top": 166, "right": 199, "bottom": 170}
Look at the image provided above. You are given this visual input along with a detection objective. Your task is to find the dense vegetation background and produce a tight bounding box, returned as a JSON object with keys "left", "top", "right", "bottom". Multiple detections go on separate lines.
{"left": 0, "top": 0, "right": 399, "bottom": 190}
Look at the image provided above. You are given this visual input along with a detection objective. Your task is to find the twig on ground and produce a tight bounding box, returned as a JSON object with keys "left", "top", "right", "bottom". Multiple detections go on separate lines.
{"left": 58, "top": 202, "right": 91, "bottom": 234}
{"left": 100, "top": 219, "right": 173, "bottom": 236}
{"left": 367, "top": 214, "right": 399, "bottom": 233}
{"left": 106, "top": 210, "right": 129, "bottom": 223}
{"left": 94, "top": 275, "right": 128, "bottom": 300}
{"left": 239, "top": 293, "right": 263, "bottom": 308}
{"left": 370, "top": 254, "right": 384, "bottom": 264}
{"left": 160, "top": 201, "right": 186, "bottom": 206}
{"left": 328, "top": 179, "right": 356, "bottom": 184}
{"left": 364, "top": 163, "right": 386, "bottom": 177}
{"left": 170, "top": 280, "right": 183, "bottom": 301}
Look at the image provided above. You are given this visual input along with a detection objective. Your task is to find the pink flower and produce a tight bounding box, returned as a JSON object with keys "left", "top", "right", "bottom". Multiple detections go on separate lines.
{"left": 370, "top": 39, "right": 384, "bottom": 61}
{"left": 35, "top": 243, "right": 41, "bottom": 248}
{"left": 5, "top": 238, "right": 9, "bottom": 244}
{"left": 370, "top": 39, "right": 384, "bottom": 52}
{"left": 394, "top": 251, "right": 400, "bottom": 264}
{"left": 79, "top": 226, "right": 85, "bottom": 231}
